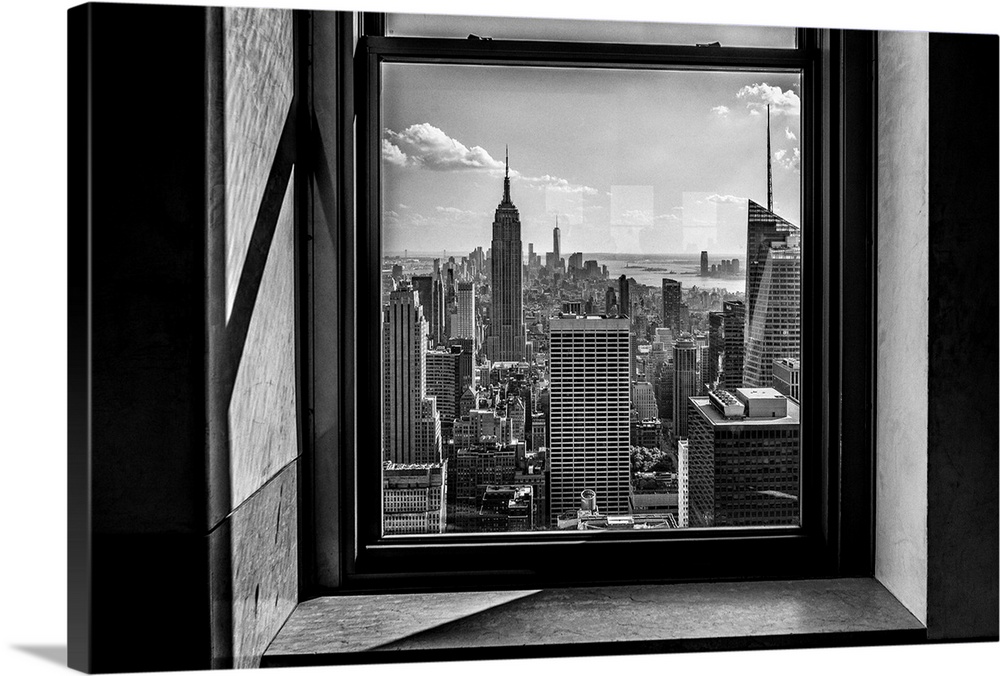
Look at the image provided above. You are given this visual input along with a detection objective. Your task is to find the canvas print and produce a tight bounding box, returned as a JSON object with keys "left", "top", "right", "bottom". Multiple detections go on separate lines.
{"left": 67, "top": 2, "right": 998, "bottom": 674}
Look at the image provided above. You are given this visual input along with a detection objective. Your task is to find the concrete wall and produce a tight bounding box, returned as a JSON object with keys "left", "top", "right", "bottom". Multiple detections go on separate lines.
{"left": 876, "top": 31, "right": 999, "bottom": 639}
{"left": 208, "top": 6, "right": 300, "bottom": 669}
{"left": 875, "top": 31, "right": 929, "bottom": 625}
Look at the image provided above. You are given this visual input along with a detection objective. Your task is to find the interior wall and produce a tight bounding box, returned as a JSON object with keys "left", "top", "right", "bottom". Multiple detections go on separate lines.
{"left": 925, "top": 32, "right": 999, "bottom": 642}
{"left": 874, "top": 30, "right": 929, "bottom": 624}
{"left": 208, "top": 6, "right": 301, "bottom": 669}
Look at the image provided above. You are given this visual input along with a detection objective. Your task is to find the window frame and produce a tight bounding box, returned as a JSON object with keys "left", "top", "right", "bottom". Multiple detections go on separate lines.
{"left": 304, "top": 13, "right": 875, "bottom": 594}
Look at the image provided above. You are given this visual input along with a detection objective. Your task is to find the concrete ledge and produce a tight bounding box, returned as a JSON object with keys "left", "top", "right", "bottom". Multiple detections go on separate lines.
{"left": 262, "top": 578, "right": 926, "bottom": 667}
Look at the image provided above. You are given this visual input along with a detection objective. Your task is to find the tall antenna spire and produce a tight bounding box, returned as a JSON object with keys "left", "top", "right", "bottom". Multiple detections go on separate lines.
{"left": 766, "top": 104, "right": 773, "bottom": 213}
{"left": 502, "top": 145, "right": 512, "bottom": 204}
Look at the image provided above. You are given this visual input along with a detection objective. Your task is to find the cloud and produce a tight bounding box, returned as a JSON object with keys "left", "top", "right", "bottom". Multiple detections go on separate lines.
{"left": 705, "top": 194, "right": 745, "bottom": 204}
{"left": 514, "top": 173, "right": 598, "bottom": 195}
{"left": 382, "top": 140, "right": 409, "bottom": 167}
{"left": 774, "top": 147, "right": 801, "bottom": 172}
{"left": 383, "top": 123, "right": 504, "bottom": 171}
{"left": 736, "top": 83, "right": 801, "bottom": 116}
{"left": 711, "top": 105, "right": 730, "bottom": 116}
{"left": 785, "top": 127, "right": 797, "bottom": 141}
{"left": 382, "top": 123, "right": 598, "bottom": 196}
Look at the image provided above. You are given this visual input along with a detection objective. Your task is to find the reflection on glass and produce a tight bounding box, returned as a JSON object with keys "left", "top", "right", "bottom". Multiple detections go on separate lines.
{"left": 379, "top": 62, "right": 803, "bottom": 535}
{"left": 386, "top": 13, "right": 797, "bottom": 49}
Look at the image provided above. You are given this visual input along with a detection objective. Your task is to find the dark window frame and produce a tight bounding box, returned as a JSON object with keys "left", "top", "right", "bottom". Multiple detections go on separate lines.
{"left": 301, "top": 13, "right": 875, "bottom": 595}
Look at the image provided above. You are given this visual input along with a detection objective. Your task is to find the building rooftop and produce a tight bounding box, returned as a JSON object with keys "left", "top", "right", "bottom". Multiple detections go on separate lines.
{"left": 690, "top": 395, "right": 799, "bottom": 426}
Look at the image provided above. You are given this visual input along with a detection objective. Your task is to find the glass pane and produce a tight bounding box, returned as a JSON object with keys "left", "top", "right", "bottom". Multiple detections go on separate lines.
{"left": 387, "top": 13, "right": 797, "bottom": 49}
{"left": 380, "top": 63, "right": 802, "bottom": 535}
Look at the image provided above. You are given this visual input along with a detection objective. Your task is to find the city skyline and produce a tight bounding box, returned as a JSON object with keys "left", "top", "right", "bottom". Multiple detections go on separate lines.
{"left": 382, "top": 64, "right": 801, "bottom": 255}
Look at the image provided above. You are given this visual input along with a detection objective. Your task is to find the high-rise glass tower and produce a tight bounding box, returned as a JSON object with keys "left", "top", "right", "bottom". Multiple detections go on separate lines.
{"left": 720, "top": 300, "right": 746, "bottom": 390}
{"left": 551, "top": 219, "right": 561, "bottom": 272}
{"left": 382, "top": 286, "right": 442, "bottom": 464}
{"left": 744, "top": 236, "right": 801, "bottom": 387}
{"left": 548, "top": 316, "right": 631, "bottom": 522}
{"left": 672, "top": 337, "right": 698, "bottom": 438}
{"left": 486, "top": 150, "right": 525, "bottom": 362}
{"left": 745, "top": 201, "right": 798, "bottom": 326}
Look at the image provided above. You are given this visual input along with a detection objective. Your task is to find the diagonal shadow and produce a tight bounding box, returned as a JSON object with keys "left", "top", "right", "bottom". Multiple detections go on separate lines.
{"left": 10, "top": 644, "right": 67, "bottom": 667}
{"left": 220, "top": 97, "right": 297, "bottom": 409}
{"left": 360, "top": 590, "right": 544, "bottom": 653}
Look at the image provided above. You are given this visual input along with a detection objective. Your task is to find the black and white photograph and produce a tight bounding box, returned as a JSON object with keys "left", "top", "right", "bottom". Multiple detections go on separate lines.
{"left": 1, "top": 1, "right": 998, "bottom": 675}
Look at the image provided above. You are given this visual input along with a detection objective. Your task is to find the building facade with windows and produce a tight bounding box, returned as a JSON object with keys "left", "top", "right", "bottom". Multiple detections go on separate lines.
{"left": 548, "top": 316, "right": 632, "bottom": 522}
{"left": 686, "top": 388, "right": 800, "bottom": 528}
{"left": 382, "top": 286, "right": 442, "bottom": 464}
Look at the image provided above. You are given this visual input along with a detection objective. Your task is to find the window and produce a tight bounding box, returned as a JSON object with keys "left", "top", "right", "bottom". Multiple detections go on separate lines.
{"left": 329, "top": 12, "right": 874, "bottom": 591}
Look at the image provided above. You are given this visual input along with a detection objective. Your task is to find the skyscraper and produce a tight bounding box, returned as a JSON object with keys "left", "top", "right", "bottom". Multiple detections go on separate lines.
{"left": 426, "top": 348, "right": 459, "bottom": 425}
{"left": 662, "top": 278, "right": 681, "bottom": 332}
{"left": 604, "top": 286, "right": 617, "bottom": 315}
{"left": 486, "top": 149, "right": 525, "bottom": 362}
{"left": 672, "top": 337, "right": 698, "bottom": 438}
{"left": 548, "top": 316, "right": 631, "bottom": 522}
{"left": 745, "top": 201, "right": 798, "bottom": 327}
{"left": 720, "top": 300, "right": 746, "bottom": 390}
{"left": 618, "top": 274, "right": 630, "bottom": 319}
{"left": 686, "top": 388, "right": 800, "bottom": 527}
{"left": 707, "top": 311, "right": 724, "bottom": 390}
{"left": 456, "top": 282, "right": 476, "bottom": 347}
{"left": 552, "top": 218, "right": 561, "bottom": 272}
{"left": 744, "top": 235, "right": 800, "bottom": 387}
{"left": 700, "top": 251, "right": 709, "bottom": 276}
{"left": 382, "top": 286, "right": 442, "bottom": 464}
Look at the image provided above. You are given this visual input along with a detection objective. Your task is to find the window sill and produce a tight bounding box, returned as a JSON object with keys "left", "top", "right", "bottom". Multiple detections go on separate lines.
{"left": 261, "top": 577, "right": 926, "bottom": 667}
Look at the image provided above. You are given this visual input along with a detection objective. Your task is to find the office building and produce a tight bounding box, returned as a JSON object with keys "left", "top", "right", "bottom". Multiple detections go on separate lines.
{"left": 455, "top": 282, "right": 476, "bottom": 346}
{"left": 486, "top": 151, "right": 525, "bottom": 362}
{"left": 426, "top": 348, "right": 458, "bottom": 426}
{"left": 662, "top": 278, "right": 681, "bottom": 332}
{"left": 772, "top": 357, "right": 801, "bottom": 402}
{"left": 605, "top": 287, "right": 617, "bottom": 315}
{"left": 548, "top": 316, "right": 632, "bottom": 522}
{"left": 382, "top": 462, "right": 447, "bottom": 535}
{"left": 552, "top": 219, "right": 561, "bottom": 272}
{"left": 720, "top": 300, "right": 746, "bottom": 390}
{"left": 677, "top": 438, "right": 689, "bottom": 528}
{"left": 382, "top": 286, "right": 442, "bottom": 465}
{"left": 618, "top": 274, "right": 631, "bottom": 319}
{"left": 708, "top": 311, "right": 724, "bottom": 389}
{"left": 701, "top": 250, "right": 709, "bottom": 276}
{"left": 672, "top": 337, "right": 698, "bottom": 438}
{"left": 744, "top": 236, "right": 800, "bottom": 387}
{"left": 745, "top": 201, "right": 799, "bottom": 327}
{"left": 632, "top": 381, "right": 658, "bottom": 421}
{"left": 686, "top": 388, "right": 800, "bottom": 528}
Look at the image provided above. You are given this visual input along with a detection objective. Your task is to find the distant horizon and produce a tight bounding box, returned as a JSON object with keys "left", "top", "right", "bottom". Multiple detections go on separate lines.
{"left": 384, "top": 251, "right": 745, "bottom": 260}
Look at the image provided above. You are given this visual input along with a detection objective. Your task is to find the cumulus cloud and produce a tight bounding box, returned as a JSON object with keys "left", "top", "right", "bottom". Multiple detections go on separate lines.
{"left": 774, "top": 147, "right": 801, "bottom": 172}
{"left": 382, "top": 140, "right": 409, "bottom": 167}
{"left": 785, "top": 127, "right": 797, "bottom": 141}
{"left": 737, "top": 83, "right": 801, "bottom": 116}
{"left": 383, "top": 123, "right": 504, "bottom": 171}
{"left": 382, "top": 123, "right": 598, "bottom": 195}
{"left": 711, "top": 105, "right": 730, "bottom": 116}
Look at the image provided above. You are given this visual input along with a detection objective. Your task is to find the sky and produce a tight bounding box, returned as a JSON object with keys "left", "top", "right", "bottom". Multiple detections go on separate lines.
{"left": 382, "top": 58, "right": 801, "bottom": 256}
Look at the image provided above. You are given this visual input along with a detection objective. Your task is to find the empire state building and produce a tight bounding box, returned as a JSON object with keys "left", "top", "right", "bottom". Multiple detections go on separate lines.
{"left": 486, "top": 149, "right": 525, "bottom": 362}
